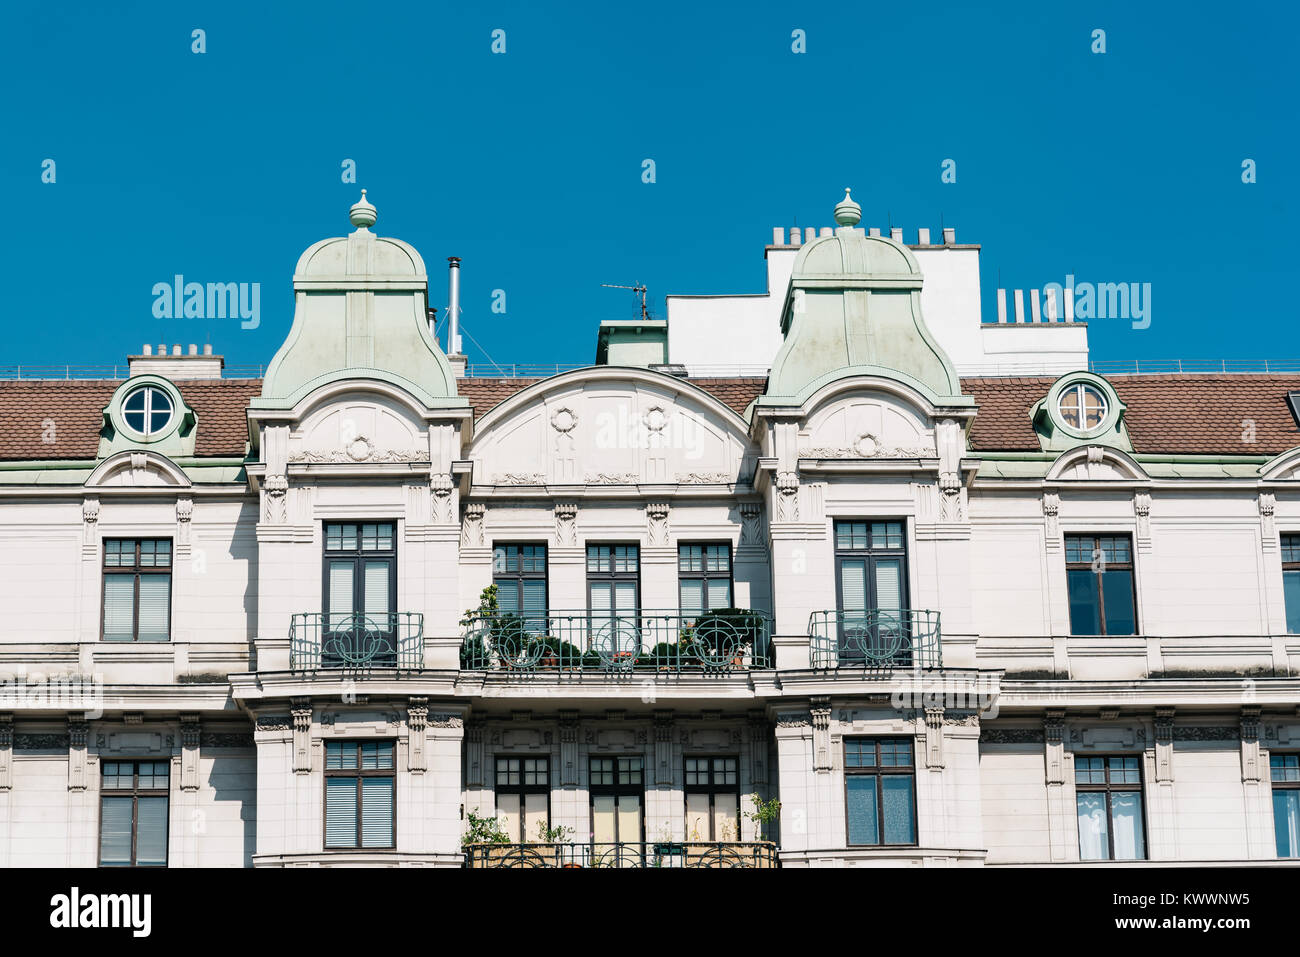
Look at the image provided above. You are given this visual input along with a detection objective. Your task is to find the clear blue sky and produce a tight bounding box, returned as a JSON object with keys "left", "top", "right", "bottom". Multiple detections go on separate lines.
{"left": 3, "top": 0, "right": 1294, "bottom": 371}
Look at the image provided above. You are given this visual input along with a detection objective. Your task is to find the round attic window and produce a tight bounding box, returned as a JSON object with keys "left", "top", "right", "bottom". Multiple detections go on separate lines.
{"left": 1057, "top": 382, "right": 1107, "bottom": 432}
{"left": 122, "top": 385, "right": 174, "bottom": 437}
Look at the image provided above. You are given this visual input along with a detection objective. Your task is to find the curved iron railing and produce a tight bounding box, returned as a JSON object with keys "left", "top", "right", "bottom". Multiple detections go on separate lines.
{"left": 289, "top": 612, "right": 424, "bottom": 670}
{"left": 460, "top": 609, "right": 772, "bottom": 674}
{"left": 464, "top": 841, "right": 778, "bottom": 868}
{"left": 808, "top": 609, "right": 941, "bottom": 669}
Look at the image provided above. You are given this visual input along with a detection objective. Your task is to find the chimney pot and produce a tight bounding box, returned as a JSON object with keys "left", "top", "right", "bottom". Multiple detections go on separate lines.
{"left": 142, "top": 344, "right": 152, "bottom": 356}
{"left": 772, "top": 227, "right": 785, "bottom": 245}
{"left": 188, "top": 344, "right": 198, "bottom": 356}
{"left": 890, "top": 227, "right": 903, "bottom": 242}
{"left": 790, "top": 227, "right": 802, "bottom": 246}
{"left": 943, "top": 227, "right": 956, "bottom": 245}
{"left": 172, "top": 344, "right": 182, "bottom": 356}
{"left": 819, "top": 226, "right": 832, "bottom": 238}
{"left": 868, "top": 227, "right": 881, "bottom": 237}
{"left": 917, "top": 228, "right": 931, "bottom": 245}
{"left": 203, "top": 344, "right": 212, "bottom": 355}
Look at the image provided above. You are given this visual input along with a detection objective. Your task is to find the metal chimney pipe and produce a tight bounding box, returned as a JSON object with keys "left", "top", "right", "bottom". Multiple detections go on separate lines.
{"left": 427, "top": 307, "right": 438, "bottom": 336}
{"left": 447, "top": 257, "right": 462, "bottom": 355}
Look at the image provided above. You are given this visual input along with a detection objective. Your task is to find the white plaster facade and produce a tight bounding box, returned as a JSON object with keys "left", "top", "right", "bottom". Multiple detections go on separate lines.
{"left": 1, "top": 190, "right": 1298, "bottom": 869}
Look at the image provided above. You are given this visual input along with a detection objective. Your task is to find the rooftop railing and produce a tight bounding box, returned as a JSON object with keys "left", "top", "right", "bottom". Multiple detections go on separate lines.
{"left": 289, "top": 612, "right": 424, "bottom": 671}
{"left": 464, "top": 840, "right": 778, "bottom": 868}
{"left": 460, "top": 608, "right": 773, "bottom": 674}
{"left": 808, "top": 608, "right": 942, "bottom": 669}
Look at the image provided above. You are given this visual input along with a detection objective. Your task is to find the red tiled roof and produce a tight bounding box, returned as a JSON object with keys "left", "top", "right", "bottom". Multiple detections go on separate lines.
{"left": 961, "top": 374, "right": 1300, "bottom": 455}
{"left": 0, "top": 378, "right": 261, "bottom": 460}
{"left": 1, "top": 373, "right": 1297, "bottom": 462}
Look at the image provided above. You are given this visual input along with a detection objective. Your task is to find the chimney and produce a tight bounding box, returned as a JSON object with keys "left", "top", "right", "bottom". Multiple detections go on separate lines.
{"left": 129, "top": 343, "right": 225, "bottom": 379}
{"left": 917, "top": 228, "right": 931, "bottom": 245}
{"left": 427, "top": 306, "right": 438, "bottom": 336}
{"left": 890, "top": 227, "right": 903, "bottom": 242}
{"left": 943, "top": 227, "right": 956, "bottom": 245}
{"left": 446, "top": 257, "right": 466, "bottom": 377}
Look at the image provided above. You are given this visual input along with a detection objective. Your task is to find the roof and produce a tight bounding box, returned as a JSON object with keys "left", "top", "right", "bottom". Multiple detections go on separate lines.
{"left": 961, "top": 374, "right": 1300, "bottom": 455}
{"left": 0, "top": 373, "right": 1297, "bottom": 462}
{"left": 0, "top": 379, "right": 262, "bottom": 460}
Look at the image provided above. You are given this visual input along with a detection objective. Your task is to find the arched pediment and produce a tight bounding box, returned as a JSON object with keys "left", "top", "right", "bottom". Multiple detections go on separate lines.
{"left": 469, "top": 367, "right": 754, "bottom": 486}
{"left": 798, "top": 385, "right": 936, "bottom": 459}
{"left": 1260, "top": 446, "right": 1300, "bottom": 481}
{"left": 1046, "top": 445, "right": 1149, "bottom": 482}
{"left": 86, "top": 450, "right": 192, "bottom": 488}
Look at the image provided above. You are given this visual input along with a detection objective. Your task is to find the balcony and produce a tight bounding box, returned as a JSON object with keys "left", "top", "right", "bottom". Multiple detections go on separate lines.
{"left": 808, "top": 609, "right": 942, "bottom": 669}
{"left": 459, "top": 609, "right": 773, "bottom": 674}
{"left": 464, "top": 841, "right": 778, "bottom": 868}
{"left": 289, "top": 612, "right": 424, "bottom": 671}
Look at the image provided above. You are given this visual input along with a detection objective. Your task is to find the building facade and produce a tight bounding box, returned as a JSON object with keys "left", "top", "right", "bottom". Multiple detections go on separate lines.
{"left": 2, "top": 189, "right": 1299, "bottom": 867}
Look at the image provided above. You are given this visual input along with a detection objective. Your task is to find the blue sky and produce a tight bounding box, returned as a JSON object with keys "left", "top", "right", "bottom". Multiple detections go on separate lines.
{"left": 2, "top": 0, "right": 1294, "bottom": 372}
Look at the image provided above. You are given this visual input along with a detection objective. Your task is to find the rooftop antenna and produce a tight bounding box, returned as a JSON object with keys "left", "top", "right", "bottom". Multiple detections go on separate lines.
{"left": 601, "top": 283, "right": 650, "bottom": 321}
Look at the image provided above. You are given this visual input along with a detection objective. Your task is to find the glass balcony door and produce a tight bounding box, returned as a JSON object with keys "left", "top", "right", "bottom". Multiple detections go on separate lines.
{"left": 323, "top": 522, "right": 397, "bottom": 667}
{"left": 834, "top": 521, "right": 909, "bottom": 664}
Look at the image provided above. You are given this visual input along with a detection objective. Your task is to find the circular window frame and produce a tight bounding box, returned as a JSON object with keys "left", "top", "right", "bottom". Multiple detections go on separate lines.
{"left": 1045, "top": 373, "right": 1121, "bottom": 440}
{"left": 109, "top": 376, "right": 185, "bottom": 445}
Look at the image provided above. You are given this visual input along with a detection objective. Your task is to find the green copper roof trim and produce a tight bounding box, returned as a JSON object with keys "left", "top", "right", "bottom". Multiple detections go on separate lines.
{"left": 249, "top": 367, "right": 469, "bottom": 411}
{"left": 756, "top": 363, "right": 974, "bottom": 410}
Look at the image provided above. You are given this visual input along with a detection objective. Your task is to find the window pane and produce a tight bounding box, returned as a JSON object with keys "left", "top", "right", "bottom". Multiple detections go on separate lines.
{"left": 680, "top": 579, "right": 704, "bottom": 616}
{"left": 614, "top": 581, "right": 637, "bottom": 614}
{"left": 328, "top": 562, "right": 354, "bottom": 623}
{"left": 103, "top": 575, "right": 136, "bottom": 640}
{"left": 707, "top": 579, "right": 732, "bottom": 610}
{"left": 524, "top": 793, "right": 548, "bottom": 842}
{"left": 592, "top": 795, "right": 617, "bottom": 843}
{"left": 679, "top": 545, "right": 702, "bottom": 572}
{"left": 881, "top": 775, "right": 916, "bottom": 844}
{"left": 1110, "top": 791, "right": 1146, "bottom": 860}
{"left": 685, "top": 792, "right": 711, "bottom": 840}
{"left": 134, "top": 797, "right": 168, "bottom": 865}
{"left": 1101, "top": 571, "right": 1136, "bottom": 635}
{"left": 522, "top": 579, "right": 546, "bottom": 613}
{"left": 136, "top": 574, "right": 170, "bottom": 641}
{"left": 617, "top": 795, "right": 641, "bottom": 842}
{"left": 1067, "top": 569, "right": 1102, "bottom": 635}
{"left": 846, "top": 776, "right": 879, "bottom": 845}
{"left": 1285, "top": 571, "right": 1300, "bottom": 634}
{"left": 1077, "top": 792, "right": 1109, "bottom": 860}
{"left": 713, "top": 793, "right": 739, "bottom": 842}
{"left": 325, "top": 778, "right": 358, "bottom": 847}
{"left": 497, "top": 793, "right": 522, "bottom": 842}
{"left": 1274, "top": 789, "right": 1300, "bottom": 858}
{"left": 590, "top": 582, "right": 611, "bottom": 615}
{"left": 360, "top": 778, "right": 394, "bottom": 848}
{"left": 99, "top": 797, "right": 134, "bottom": 864}
{"left": 363, "top": 561, "right": 389, "bottom": 617}
{"left": 874, "top": 559, "right": 902, "bottom": 613}
{"left": 840, "top": 560, "right": 867, "bottom": 613}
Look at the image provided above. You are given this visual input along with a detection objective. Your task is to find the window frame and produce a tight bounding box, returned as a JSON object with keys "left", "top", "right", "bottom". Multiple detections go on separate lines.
{"left": 832, "top": 520, "right": 910, "bottom": 614}
{"left": 677, "top": 542, "right": 734, "bottom": 616}
{"left": 1064, "top": 533, "right": 1138, "bottom": 636}
{"left": 121, "top": 385, "right": 175, "bottom": 438}
{"left": 492, "top": 542, "right": 549, "bottom": 618}
{"left": 101, "top": 538, "right": 173, "bottom": 643}
{"left": 495, "top": 755, "right": 551, "bottom": 843}
{"left": 1073, "top": 753, "right": 1148, "bottom": 861}
{"left": 588, "top": 755, "right": 645, "bottom": 844}
{"left": 1270, "top": 752, "right": 1300, "bottom": 859}
{"left": 842, "top": 737, "right": 918, "bottom": 848}
{"left": 1282, "top": 534, "right": 1300, "bottom": 634}
{"left": 322, "top": 739, "right": 397, "bottom": 851}
{"left": 98, "top": 758, "right": 170, "bottom": 868}
{"left": 586, "top": 543, "right": 641, "bottom": 617}
{"left": 1057, "top": 382, "right": 1108, "bottom": 432}
{"left": 683, "top": 754, "right": 740, "bottom": 841}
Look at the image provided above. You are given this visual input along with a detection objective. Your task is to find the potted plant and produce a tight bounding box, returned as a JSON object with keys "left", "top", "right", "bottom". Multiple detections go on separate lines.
{"left": 745, "top": 793, "right": 781, "bottom": 841}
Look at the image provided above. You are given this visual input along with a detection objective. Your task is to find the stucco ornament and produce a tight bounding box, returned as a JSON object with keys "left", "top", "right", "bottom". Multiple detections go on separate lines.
{"left": 550, "top": 407, "right": 578, "bottom": 433}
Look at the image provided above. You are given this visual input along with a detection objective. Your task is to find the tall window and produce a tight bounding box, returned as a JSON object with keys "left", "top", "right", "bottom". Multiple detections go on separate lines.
{"left": 590, "top": 756, "right": 643, "bottom": 844}
{"left": 493, "top": 543, "right": 547, "bottom": 630}
{"left": 843, "top": 738, "right": 917, "bottom": 846}
{"left": 324, "top": 740, "right": 395, "bottom": 849}
{"left": 1075, "top": 755, "right": 1146, "bottom": 860}
{"left": 834, "top": 521, "right": 908, "bottom": 662}
{"left": 1272, "top": 753, "right": 1300, "bottom": 858}
{"left": 1282, "top": 535, "right": 1300, "bottom": 634}
{"left": 1065, "top": 534, "right": 1137, "bottom": 635}
{"left": 678, "top": 544, "right": 732, "bottom": 616}
{"left": 496, "top": 757, "right": 550, "bottom": 842}
{"left": 102, "top": 539, "right": 172, "bottom": 642}
{"left": 323, "top": 523, "right": 397, "bottom": 666}
{"left": 587, "top": 545, "right": 640, "bottom": 656}
{"left": 684, "top": 756, "right": 739, "bottom": 841}
{"left": 99, "top": 760, "right": 169, "bottom": 867}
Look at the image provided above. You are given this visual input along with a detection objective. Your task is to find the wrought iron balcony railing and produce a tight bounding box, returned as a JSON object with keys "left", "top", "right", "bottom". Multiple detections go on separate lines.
{"left": 464, "top": 841, "right": 778, "bottom": 868}
{"left": 808, "top": 608, "right": 942, "bottom": 669}
{"left": 460, "top": 609, "right": 773, "bottom": 674}
{"left": 289, "top": 612, "right": 424, "bottom": 671}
